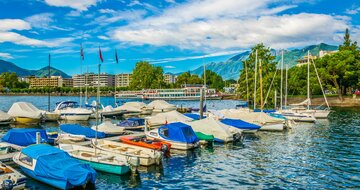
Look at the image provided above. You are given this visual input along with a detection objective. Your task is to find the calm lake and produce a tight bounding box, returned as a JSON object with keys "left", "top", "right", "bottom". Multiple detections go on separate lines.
{"left": 0, "top": 96, "right": 359, "bottom": 189}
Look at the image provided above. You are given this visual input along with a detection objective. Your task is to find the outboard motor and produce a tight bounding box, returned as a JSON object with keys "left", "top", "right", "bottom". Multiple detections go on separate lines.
{"left": 2, "top": 179, "right": 13, "bottom": 190}
{"left": 161, "top": 144, "right": 169, "bottom": 155}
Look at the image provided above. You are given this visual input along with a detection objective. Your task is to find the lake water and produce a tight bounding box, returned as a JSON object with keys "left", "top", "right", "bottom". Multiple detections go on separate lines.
{"left": 0, "top": 96, "right": 359, "bottom": 189}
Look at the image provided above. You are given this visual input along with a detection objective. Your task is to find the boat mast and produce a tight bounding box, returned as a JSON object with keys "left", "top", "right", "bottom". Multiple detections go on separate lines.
{"left": 280, "top": 50, "right": 283, "bottom": 110}
{"left": 274, "top": 90, "right": 277, "bottom": 109}
{"left": 48, "top": 54, "right": 51, "bottom": 112}
{"left": 85, "top": 66, "right": 88, "bottom": 104}
{"left": 79, "top": 43, "right": 83, "bottom": 108}
{"left": 253, "top": 49, "right": 258, "bottom": 110}
{"left": 310, "top": 54, "right": 330, "bottom": 109}
{"left": 307, "top": 50, "right": 310, "bottom": 110}
{"left": 245, "top": 59, "right": 249, "bottom": 106}
{"left": 285, "top": 63, "right": 288, "bottom": 108}
{"left": 259, "top": 59, "right": 263, "bottom": 112}
{"left": 203, "top": 59, "right": 206, "bottom": 113}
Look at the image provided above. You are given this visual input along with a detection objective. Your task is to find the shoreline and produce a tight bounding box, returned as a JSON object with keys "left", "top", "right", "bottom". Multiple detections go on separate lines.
{"left": 1, "top": 93, "right": 360, "bottom": 107}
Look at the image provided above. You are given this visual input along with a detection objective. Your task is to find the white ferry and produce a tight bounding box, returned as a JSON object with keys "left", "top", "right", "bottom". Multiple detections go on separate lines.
{"left": 115, "top": 85, "right": 222, "bottom": 100}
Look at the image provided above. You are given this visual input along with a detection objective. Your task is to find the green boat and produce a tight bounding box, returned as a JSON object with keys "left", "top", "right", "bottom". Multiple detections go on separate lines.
{"left": 59, "top": 144, "right": 134, "bottom": 175}
{"left": 195, "top": 132, "right": 214, "bottom": 143}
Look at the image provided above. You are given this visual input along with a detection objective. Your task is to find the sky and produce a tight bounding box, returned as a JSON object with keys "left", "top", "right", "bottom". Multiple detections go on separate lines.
{"left": 0, "top": 0, "right": 359, "bottom": 76}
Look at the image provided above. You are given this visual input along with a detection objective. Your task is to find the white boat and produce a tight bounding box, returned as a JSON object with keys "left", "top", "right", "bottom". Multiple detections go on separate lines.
{"left": 54, "top": 101, "right": 92, "bottom": 121}
{"left": 145, "top": 122, "right": 200, "bottom": 150}
{"left": 44, "top": 111, "right": 60, "bottom": 121}
{"left": 91, "top": 121, "right": 125, "bottom": 135}
{"left": 0, "top": 162, "right": 26, "bottom": 190}
{"left": 7, "top": 102, "right": 43, "bottom": 124}
{"left": 289, "top": 104, "right": 330, "bottom": 119}
{"left": 146, "top": 100, "right": 177, "bottom": 113}
{"left": 220, "top": 109, "right": 285, "bottom": 131}
{"left": 146, "top": 110, "right": 193, "bottom": 127}
{"left": 185, "top": 117, "right": 235, "bottom": 143}
{"left": 56, "top": 133, "right": 85, "bottom": 144}
{"left": 91, "top": 139, "right": 163, "bottom": 166}
{"left": 0, "top": 143, "right": 12, "bottom": 155}
{"left": 277, "top": 110, "right": 316, "bottom": 122}
{"left": 0, "top": 111, "right": 13, "bottom": 125}
{"left": 59, "top": 144, "right": 139, "bottom": 175}
{"left": 115, "top": 102, "right": 152, "bottom": 115}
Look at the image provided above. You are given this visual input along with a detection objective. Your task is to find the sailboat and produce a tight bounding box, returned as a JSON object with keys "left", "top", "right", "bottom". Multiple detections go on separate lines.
{"left": 44, "top": 54, "right": 61, "bottom": 122}
{"left": 289, "top": 51, "right": 331, "bottom": 119}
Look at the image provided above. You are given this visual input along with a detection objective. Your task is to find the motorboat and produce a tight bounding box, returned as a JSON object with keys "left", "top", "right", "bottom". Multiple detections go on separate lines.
{"left": 60, "top": 124, "right": 106, "bottom": 139}
{"left": 117, "top": 118, "right": 145, "bottom": 131}
{"left": 59, "top": 144, "right": 138, "bottom": 175}
{"left": 145, "top": 122, "right": 199, "bottom": 150}
{"left": 120, "top": 136, "right": 171, "bottom": 155}
{"left": 274, "top": 110, "right": 316, "bottom": 122}
{"left": 2, "top": 128, "right": 48, "bottom": 146}
{"left": 91, "top": 139, "right": 163, "bottom": 166}
{"left": 7, "top": 102, "right": 43, "bottom": 124}
{"left": 13, "top": 144, "right": 96, "bottom": 189}
{"left": 146, "top": 100, "right": 177, "bottom": 113}
{"left": 220, "top": 118, "right": 261, "bottom": 133}
{"left": 0, "top": 162, "right": 26, "bottom": 190}
{"left": 115, "top": 102, "right": 152, "bottom": 115}
{"left": 55, "top": 134, "right": 86, "bottom": 144}
{"left": 44, "top": 111, "right": 60, "bottom": 121}
{"left": 91, "top": 121, "right": 125, "bottom": 135}
{"left": 86, "top": 101, "right": 126, "bottom": 118}
{"left": 54, "top": 101, "right": 92, "bottom": 121}
{"left": 0, "top": 110, "right": 13, "bottom": 125}
{"left": 146, "top": 110, "right": 193, "bottom": 127}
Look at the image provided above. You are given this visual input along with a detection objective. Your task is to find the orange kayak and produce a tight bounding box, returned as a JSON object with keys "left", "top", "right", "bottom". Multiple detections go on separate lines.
{"left": 120, "top": 136, "right": 171, "bottom": 155}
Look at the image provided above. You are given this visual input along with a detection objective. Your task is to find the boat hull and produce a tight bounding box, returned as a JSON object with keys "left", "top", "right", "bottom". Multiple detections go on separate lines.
{"left": 60, "top": 114, "right": 90, "bottom": 121}
{"left": 77, "top": 159, "right": 130, "bottom": 175}
{"left": 14, "top": 117, "right": 40, "bottom": 124}
{"left": 259, "top": 123, "right": 284, "bottom": 131}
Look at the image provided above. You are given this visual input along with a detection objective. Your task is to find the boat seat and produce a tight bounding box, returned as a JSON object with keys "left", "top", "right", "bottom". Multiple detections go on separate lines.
{"left": 98, "top": 155, "right": 115, "bottom": 161}
{"left": 81, "top": 152, "right": 95, "bottom": 158}
{"left": 107, "top": 144, "right": 129, "bottom": 151}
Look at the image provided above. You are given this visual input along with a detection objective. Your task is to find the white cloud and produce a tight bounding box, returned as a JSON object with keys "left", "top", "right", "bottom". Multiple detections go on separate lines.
{"left": 26, "top": 13, "right": 73, "bottom": 31}
{"left": 0, "top": 19, "right": 31, "bottom": 31}
{"left": 165, "top": 0, "right": 176, "bottom": 3}
{"left": 0, "top": 52, "right": 14, "bottom": 59}
{"left": 98, "top": 35, "right": 110, "bottom": 40}
{"left": 88, "top": 9, "right": 146, "bottom": 26}
{"left": 44, "top": 0, "right": 100, "bottom": 11}
{"left": 164, "top": 65, "right": 176, "bottom": 69}
{"left": 111, "top": 0, "right": 349, "bottom": 50}
{"left": 345, "top": 7, "right": 360, "bottom": 15}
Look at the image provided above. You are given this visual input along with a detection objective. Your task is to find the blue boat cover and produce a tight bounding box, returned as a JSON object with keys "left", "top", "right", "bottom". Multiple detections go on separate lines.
{"left": 268, "top": 113, "right": 287, "bottom": 120}
{"left": 254, "top": 109, "right": 276, "bottom": 113}
{"left": 22, "top": 144, "right": 96, "bottom": 187}
{"left": 221, "top": 118, "right": 261, "bottom": 130}
{"left": 60, "top": 124, "right": 106, "bottom": 139}
{"left": 183, "top": 113, "right": 206, "bottom": 120}
{"left": 158, "top": 122, "right": 199, "bottom": 143}
{"left": 2, "top": 128, "right": 48, "bottom": 146}
{"left": 117, "top": 118, "right": 145, "bottom": 127}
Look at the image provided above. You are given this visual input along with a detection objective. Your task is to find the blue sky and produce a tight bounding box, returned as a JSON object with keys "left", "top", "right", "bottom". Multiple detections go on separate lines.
{"left": 0, "top": 0, "right": 359, "bottom": 76}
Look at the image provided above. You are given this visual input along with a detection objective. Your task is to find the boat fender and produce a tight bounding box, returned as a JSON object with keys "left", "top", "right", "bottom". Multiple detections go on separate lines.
{"left": 1, "top": 179, "right": 13, "bottom": 190}
{"left": 161, "top": 144, "right": 169, "bottom": 154}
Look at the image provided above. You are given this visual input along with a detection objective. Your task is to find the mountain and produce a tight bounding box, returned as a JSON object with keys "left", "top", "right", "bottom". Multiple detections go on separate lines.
{"left": 0, "top": 60, "right": 71, "bottom": 78}
{"left": 189, "top": 43, "right": 338, "bottom": 80}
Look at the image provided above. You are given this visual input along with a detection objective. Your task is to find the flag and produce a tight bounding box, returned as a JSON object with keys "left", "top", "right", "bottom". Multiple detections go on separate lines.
{"left": 99, "top": 47, "right": 103, "bottom": 63}
{"left": 80, "top": 43, "right": 84, "bottom": 60}
{"left": 115, "top": 49, "right": 119, "bottom": 64}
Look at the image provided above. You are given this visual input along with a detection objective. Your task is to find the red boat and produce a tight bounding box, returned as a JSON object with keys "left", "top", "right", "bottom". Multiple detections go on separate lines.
{"left": 120, "top": 136, "right": 171, "bottom": 155}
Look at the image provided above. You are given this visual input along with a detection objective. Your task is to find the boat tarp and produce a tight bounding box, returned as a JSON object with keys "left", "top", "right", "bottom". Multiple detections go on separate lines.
{"left": 185, "top": 117, "right": 234, "bottom": 140}
{"left": 60, "top": 124, "right": 106, "bottom": 139}
{"left": 183, "top": 113, "right": 206, "bottom": 120}
{"left": 148, "top": 110, "right": 193, "bottom": 126}
{"left": 22, "top": 144, "right": 96, "bottom": 186}
{"left": 2, "top": 128, "right": 48, "bottom": 146}
{"left": 221, "top": 118, "right": 261, "bottom": 130}
{"left": 195, "top": 132, "right": 214, "bottom": 141}
{"left": 0, "top": 110, "right": 12, "bottom": 121}
{"left": 7, "top": 102, "right": 43, "bottom": 119}
{"left": 146, "top": 100, "right": 176, "bottom": 110}
{"left": 115, "top": 102, "right": 147, "bottom": 112}
{"left": 158, "top": 122, "right": 199, "bottom": 143}
{"left": 220, "top": 110, "right": 284, "bottom": 124}
{"left": 254, "top": 109, "right": 276, "bottom": 113}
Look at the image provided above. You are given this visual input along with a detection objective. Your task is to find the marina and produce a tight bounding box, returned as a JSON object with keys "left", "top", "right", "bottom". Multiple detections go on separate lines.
{"left": 0, "top": 96, "right": 357, "bottom": 189}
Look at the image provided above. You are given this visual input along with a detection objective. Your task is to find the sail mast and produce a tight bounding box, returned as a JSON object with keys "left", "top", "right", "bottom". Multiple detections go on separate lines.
{"left": 259, "top": 59, "right": 263, "bottom": 112}
{"left": 253, "top": 49, "right": 258, "bottom": 110}
{"left": 245, "top": 59, "right": 249, "bottom": 107}
{"left": 307, "top": 50, "right": 310, "bottom": 110}
{"left": 285, "top": 63, "right": 288, "bottom": 108}
{"left": 280, "top": 50, "right": 283, "bottom": 110}
{"left": 79, "top": 43, "right": 83, "bottom": 108}
{"left": 48, "top": 54, "right": 51, "bottom": 112}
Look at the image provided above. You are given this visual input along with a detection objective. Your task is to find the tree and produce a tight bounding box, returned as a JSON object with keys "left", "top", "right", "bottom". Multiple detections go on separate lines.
{"left": 129, "top": 61, "right": 165, "bottom": 89}
{"left": 175, "top": 71, "right": 202, "bottom": 87}
{"left": 339, "top": 28, "right": 358, "bottom": 52}
{"left": 202, "top": 70, "right": 224, "bottom": 90}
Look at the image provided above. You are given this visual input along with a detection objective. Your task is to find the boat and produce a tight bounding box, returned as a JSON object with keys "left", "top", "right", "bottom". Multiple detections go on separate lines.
{"left": 0, "top": 111, "right": 13, "bottom": 125}
{"left": 44, "top": 111, "right": 60, "bottom": 121}
{"left": 195, "top": 132, "right": 214, "bottom": 144}
{"left": 119, "top": 136, "right": 171, "bottom": 155}
{"left": 60, "top": 124, "right": 106, "bottom": 139}
{"left": 117, "top": 118, "right": 145, "bottom": 131}
{"left": 220, "top": 118, "right": 261, "bottom": 133}
{"left": 146, "top": 100, "right": 177, "bottom": 113}
{"left": 145, "top": 122, "right": 199, "bottom": 150}
{"left": 147, "top": 110, "right": 193, "bottom": 127}
{"left": 55, "top": 134, "right": 86, "bottom": 144}
{"left": 115, "top": 86, "right": 222, "bottom": 100}
{"left": 184, "top": 117, "right": 236, "bottom": 143}
{"left": 59, "top": 144, "right": 137, "bottom": 175}
{"left": 54, "top": 101, "right": 93, "bottom": 121}
{"left": 2, "top": 128, "right": 48, "bottom": 146}
{"left": 0, "top": 143, "right": 11, "bottom": 155}
{"left": 274, "top": 111, "right": 316, "bottom": 122}
{"left": 13, "top": 144, "right": 96, "bottom": 189}
{"left": 91, "top": 139, "right": 163, "bottom": 166}
{"left": 0, "top": 162, "right": 26, "bottom": 190}
{"left": 114, "top": 102, "right": 152, "bottom": 115}
{"left": 7, "top": 102, "right": 43, "bottom": 124}
{"left": 91, "top": 121, "right": 125, "bottom": 135}
{"left": 86, "top": 101, "right": 126, "bottom": 118}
